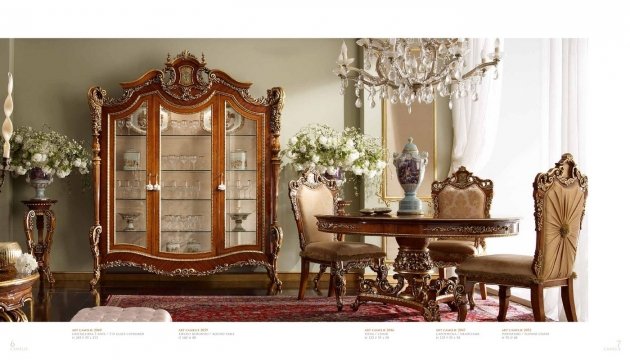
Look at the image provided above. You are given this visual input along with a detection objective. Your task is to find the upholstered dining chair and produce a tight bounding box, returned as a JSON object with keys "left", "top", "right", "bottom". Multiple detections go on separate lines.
{"left": 428, "top": 166, "right": 493, "bottom": 308}
{"left": 456, "top": 153, "right": 587, "bottom": 322}
{"left": 288, "top": 169, "right": 386, "bottom": 311}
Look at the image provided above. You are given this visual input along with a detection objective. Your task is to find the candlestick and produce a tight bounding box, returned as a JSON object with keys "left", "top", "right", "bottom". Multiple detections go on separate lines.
{"left": 2, "top": 72, "right": 14, "bottom": 158}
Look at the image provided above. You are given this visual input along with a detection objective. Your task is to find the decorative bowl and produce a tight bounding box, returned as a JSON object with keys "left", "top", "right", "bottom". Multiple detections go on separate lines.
{"left": 118, "top": 212, "right": 141, "bottom": 231}
{"left": 0, "top": 242, "right": 23, "bottom": 272}
{"left": 373, "top": 207, "right": 393, "bottom": 214}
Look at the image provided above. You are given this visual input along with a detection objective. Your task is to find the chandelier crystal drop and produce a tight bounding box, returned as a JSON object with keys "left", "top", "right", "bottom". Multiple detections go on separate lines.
{"left": 334, "top": 38, "right": 502, "bottom": 112}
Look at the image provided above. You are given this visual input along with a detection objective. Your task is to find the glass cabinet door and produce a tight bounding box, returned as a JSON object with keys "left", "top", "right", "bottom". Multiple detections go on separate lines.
{"left": 224, "top": 102, "right": 258, "bottom": 248}
{"left": 159, "top": 105, "right": 214, "bottom": 254}
{"left": 114, "top": 100, "right": 149, "bottom": 248}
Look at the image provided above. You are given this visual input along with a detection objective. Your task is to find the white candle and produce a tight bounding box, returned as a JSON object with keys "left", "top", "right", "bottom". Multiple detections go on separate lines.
{"left": 2, "top": 72, "right": 13, "bottom": 158}
{"left": 494, "top": 38, "right": 502, "bottom": 57}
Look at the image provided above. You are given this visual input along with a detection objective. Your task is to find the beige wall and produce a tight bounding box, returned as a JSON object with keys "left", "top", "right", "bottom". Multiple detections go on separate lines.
{"left": 4, "top": 39, "right": 450, "bottom": 275}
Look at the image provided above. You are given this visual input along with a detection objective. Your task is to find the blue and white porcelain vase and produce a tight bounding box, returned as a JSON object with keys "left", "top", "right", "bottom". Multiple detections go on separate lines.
{"left": 393, "top": 137, "right": 428, "bottom": 215}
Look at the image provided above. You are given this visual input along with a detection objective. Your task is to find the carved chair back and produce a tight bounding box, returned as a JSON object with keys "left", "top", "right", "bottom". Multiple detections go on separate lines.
{"left": 532, "top": 153, "right": 588, "bottom": 281}
{"left": 431, "top": 166, "right": 493, "bottom": 245}
{"left": 288, "top": 169, "right": 340, "bottom": 251}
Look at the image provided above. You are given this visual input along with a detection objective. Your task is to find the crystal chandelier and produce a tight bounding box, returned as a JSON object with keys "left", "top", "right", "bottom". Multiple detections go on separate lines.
{"left": 334, "top": 38, "right": 502, "bottom": 112}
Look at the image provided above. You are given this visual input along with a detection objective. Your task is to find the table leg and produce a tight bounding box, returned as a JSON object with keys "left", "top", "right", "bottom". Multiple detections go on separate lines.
{"left": 0, "top": 307, "right": 30, "bottom": 322}
{"left": 351, "top": 237, "right": 468, "bottom": 321}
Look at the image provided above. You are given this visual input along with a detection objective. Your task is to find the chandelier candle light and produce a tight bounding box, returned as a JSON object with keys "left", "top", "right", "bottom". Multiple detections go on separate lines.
{"left": 335, "top": 38, "right": 502, "bottom": 112}
{"left": 1, "top": 72, "right": 14, "bottom": 192}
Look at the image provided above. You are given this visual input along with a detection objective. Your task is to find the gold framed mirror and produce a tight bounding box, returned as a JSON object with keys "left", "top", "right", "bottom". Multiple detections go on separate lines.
{"left": 380, "top": 100, "right": 437, "bottom": 203}
{"left": 380, "top": 100, "right": 438, "bottom": 263}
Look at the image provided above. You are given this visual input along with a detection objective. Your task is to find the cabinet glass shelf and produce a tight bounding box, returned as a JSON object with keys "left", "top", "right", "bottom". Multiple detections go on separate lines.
{"left": 160, "top": 170, "right": 211, "bottom": 172}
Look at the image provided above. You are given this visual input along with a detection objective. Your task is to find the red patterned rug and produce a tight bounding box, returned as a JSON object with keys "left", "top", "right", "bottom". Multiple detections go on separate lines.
{"left": 105, "top": 295, "right": 534, "bottom": 322}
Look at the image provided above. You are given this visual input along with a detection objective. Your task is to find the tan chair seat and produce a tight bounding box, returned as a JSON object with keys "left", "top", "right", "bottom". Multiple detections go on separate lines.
{"left": 429, "top": 240, "right": 482, "bottom": 264}
{"left": 457, "top": 254, "right": 537, "bottom": 286}
{"left": 301, "top": 242, "right": 386, "bottom": 262}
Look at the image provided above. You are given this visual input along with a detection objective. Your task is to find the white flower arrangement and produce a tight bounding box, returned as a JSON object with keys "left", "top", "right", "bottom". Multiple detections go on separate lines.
{"left": 280, "top": 124, "right": 387, "bottom": 192}
{"left": 15, "top": 253, "right": 38, "bottom": 274}
{"left": 8, "top": 126, "right": 91, "bottom": 178}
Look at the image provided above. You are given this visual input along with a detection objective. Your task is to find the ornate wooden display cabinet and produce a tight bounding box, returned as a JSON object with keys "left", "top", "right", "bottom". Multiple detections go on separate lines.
{"left": 87, "top": 51, "right": 284, "bottom": 292}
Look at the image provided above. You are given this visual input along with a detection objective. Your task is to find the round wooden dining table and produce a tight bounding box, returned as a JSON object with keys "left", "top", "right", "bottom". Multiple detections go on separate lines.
{"left": 0, "top": 267, "right": 39, "bottom": 322}
{"left": 316, "top": 214, "right": 519, "bottom": 322}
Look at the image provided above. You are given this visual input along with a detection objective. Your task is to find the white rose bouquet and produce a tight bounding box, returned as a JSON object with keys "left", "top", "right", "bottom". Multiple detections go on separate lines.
{"left": 280, "top": 124, "right": 387, "bottom": 194}
{"left": 8, "top": 126, "right": 91, "bottom": 178}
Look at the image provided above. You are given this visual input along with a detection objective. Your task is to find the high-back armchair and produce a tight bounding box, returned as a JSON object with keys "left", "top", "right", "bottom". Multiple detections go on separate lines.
{"left": 288, "top": 169, "right": 386, "bottom": 311}
{"left": 456, "top": 153, "right": 587, "bottom": 321}
{"left": 428, "top": 166, "right": 493, "bottom": 308}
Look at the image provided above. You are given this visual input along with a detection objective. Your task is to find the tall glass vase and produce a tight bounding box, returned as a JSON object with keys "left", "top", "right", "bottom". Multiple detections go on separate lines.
{"left": 26, "top": 167, "right": 54, "bottom": 200}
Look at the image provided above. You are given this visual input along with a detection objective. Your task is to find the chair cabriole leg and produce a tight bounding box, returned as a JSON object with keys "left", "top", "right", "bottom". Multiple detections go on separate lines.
{"left": 298, "top": 258, "right": 309, "bottom": 300}
{"left": 561, "top": 278, "right": 578, "bottom": 322}
{"left": 498, "top": 285, "right": 511, "bottom": 321}
{"left": 457, "top": 274, "right": 469, "bottom": 322}
{"left": 479, "top": 282, "right": 487, "bottom": 300}
{"left": 331, "top": 261, "right": 346, "bottom": 311}
{"left": 530, "top": 283, "right": 545, "bottom": 322}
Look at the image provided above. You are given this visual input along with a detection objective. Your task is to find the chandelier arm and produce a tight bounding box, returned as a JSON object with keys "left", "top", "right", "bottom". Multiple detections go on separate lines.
{"left": 461, "top": 59, "right": 500, "bottom": 79}
{"left": 341, "top": 66, "right": 389, "bottom": 88}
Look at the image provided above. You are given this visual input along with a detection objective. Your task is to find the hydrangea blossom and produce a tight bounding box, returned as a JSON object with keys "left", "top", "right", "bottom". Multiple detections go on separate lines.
{"left": 7, "top": 126, "right": 91, "bottom": 179}
{"left": 15, "top": 253, "right": 38, "bottom": 274}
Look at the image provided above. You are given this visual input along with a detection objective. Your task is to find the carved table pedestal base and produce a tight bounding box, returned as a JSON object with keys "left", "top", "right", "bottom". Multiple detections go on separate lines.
{"left": 351, "top": 237, "right": 467, "bottom": 322}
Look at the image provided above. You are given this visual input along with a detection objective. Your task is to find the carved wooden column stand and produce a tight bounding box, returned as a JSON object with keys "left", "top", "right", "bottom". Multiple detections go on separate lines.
{"left": 23, "top": 199, "right": 57, "bottom": 286}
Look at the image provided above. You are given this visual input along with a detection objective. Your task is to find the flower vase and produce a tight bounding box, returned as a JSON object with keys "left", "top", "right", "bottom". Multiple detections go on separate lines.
{"left": 26, "top": 167, "right": 54, "bottom": 200}
{"left": 393, "top": 138, "right": 428, "bottom": 215}
{"left": 324, "top": 166, "right": 348, "bottom": 201}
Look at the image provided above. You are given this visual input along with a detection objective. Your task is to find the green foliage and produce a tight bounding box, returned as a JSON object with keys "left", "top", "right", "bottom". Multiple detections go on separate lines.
{"left": 8, "top": 125, "right": 91, "bottom": 179}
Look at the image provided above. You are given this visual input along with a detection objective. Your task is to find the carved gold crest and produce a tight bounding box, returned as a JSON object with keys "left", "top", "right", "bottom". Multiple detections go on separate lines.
{"left": 178, "top": 65, "right": 194, "bottom": 86}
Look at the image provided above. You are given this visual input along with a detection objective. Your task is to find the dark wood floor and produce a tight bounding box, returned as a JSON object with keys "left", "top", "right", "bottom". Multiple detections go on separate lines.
{"left": 28, "top": 279, "right": 354, "bottom": 322}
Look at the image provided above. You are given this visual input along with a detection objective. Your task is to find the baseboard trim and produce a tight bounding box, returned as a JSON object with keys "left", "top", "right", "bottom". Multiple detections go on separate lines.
{"left": 52, "top": 271, "right": 361, "bottom": 284}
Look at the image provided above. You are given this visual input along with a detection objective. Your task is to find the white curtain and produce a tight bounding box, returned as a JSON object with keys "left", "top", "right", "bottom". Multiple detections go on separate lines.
{"left": 450, "top": 38, "right": 503, "bottom": 174}
{"left": 540, "top": 38, "right": 589, "bottom": 321}
{"left": 453, "top": 39, "right": 589, "bottom": 321}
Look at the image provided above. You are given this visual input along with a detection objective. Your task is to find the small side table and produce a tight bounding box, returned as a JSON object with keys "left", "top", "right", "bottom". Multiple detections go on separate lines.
{"left": 0, "top": 267, "right": 39, "bottom": 322}
{"left": 23, "top": 199, "right": 57, "bottom": 286}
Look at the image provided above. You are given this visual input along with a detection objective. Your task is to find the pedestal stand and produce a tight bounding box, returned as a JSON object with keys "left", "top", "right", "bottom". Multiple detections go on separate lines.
{"left": 23, "top": 199, "right": 57, "bottom": 286}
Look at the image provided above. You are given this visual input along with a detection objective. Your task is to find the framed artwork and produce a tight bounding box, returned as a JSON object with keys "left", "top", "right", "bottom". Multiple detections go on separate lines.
{"left": 380, "top": 100, "right": 437, "bottom": 263}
